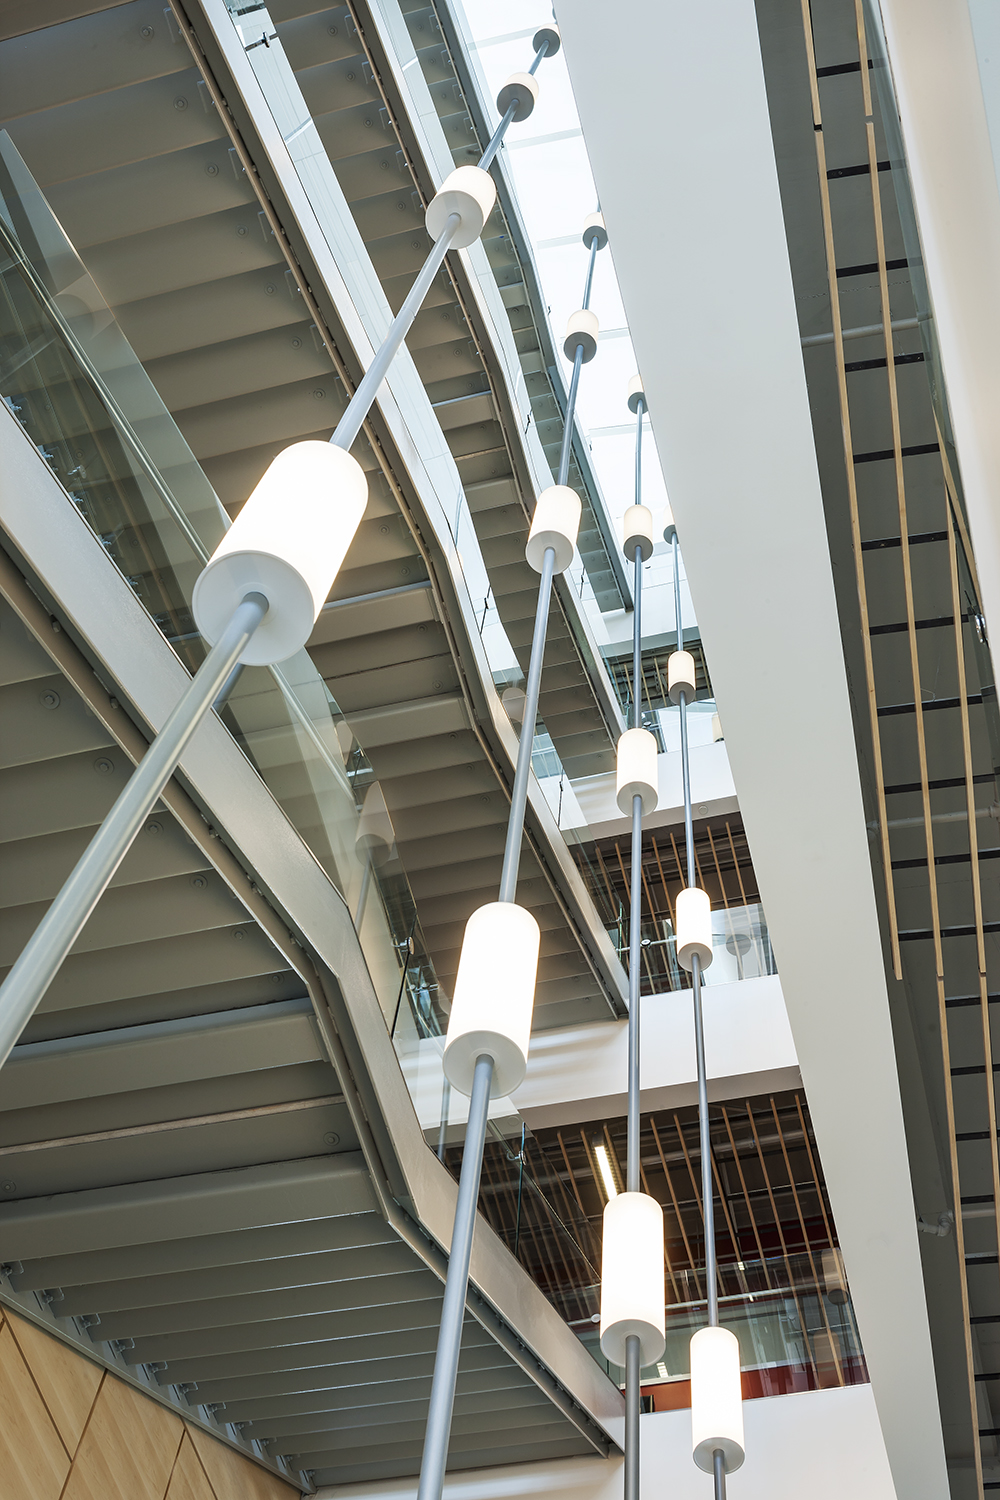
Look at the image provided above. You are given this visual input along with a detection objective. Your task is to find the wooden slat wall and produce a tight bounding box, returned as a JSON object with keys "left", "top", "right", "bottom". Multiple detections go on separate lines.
{"left": 0, "top": 1305, "right": 298, "bottom": 1500}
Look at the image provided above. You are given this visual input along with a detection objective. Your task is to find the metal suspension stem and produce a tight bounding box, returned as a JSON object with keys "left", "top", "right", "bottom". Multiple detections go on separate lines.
{"left": 331, "top": 214, "right": 461, "bottom": 452}
{"left": 0, "top": 592, "right": 268, "bottom": 1069}
{"left": 675, "top": 529, "right": 719, "bottom": 1330}
{"left": 635, "top": 395, "right": 644, "bottom": 508}
{"left": 693, "top": 949, "right": 717, "bottom": 1324}
{"left": 673, "top": 533, "right": 682, "bottom": 653}
{"left": 679, "top": 687, "right": 695, "bottom": 888}
{"left": 558, "top": 346, "right": 584, "bottom": 488}
{"left": 478, "top": 100, "right": 518, "bottom": 170}
{"left": 417, "top": 1053, "right": 494, "bottom": 1500}
{"left": 632, "top": 547, "right": 642, "bottom": 734}
{"left": 624, "top": 1333, "right": 641, "bottom": 1500}
{"left": 627, "top": 542, "right": 644, "bottom": 1194}
{"left": 478, "top": 38, "right": 549, "bottom": 170}
{"left": 713, "top": 1447, "right": 727, "bottom": 1499}
{"left": 498, "top": 546, "right": 556, "bottom": 902}
{"left": 527, "top": 39, "right": 549, "bottom": 75}
{"left": 627, "top": 792, "right": 642, "bottom": 1193}
{"left": 582, "top": 235, "right": 599, "bottom": 311}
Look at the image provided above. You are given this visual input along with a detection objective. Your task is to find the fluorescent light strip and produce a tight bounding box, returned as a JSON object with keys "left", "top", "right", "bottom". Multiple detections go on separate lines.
{"left": 594, "top": 1142, "right": 619, "bottom": 1200}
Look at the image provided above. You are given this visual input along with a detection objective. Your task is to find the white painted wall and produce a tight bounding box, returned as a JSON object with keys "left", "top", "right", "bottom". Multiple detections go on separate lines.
{"left": 877, "top": 0, "right": 1000, "bottom": 659}
{"left": 316, "top": 1385, "right": 896, "bottom": 1500}
{"left": 513, "top": 976, "right": 798, "bottom": 1129}
{"left": 400, "top": 975, "right": 798, "bottom": 1133}
{"left": 567, "top": 741, "right": 736, "bottom": 841}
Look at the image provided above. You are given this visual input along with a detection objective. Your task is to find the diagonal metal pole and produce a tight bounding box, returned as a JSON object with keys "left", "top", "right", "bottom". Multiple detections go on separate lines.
{"left": 415, "top": 38, "right": 561, "bottom": 1500}
{"left": 0, "top": 592, "right": 268, "bottom": 1068}
{"left": 0, "top": 52, "right": 549, "bottom": 1075}
{"left": 674, "top": 533, "right": 725, "bottom": 1498}
{"left": 417, "top": 1052, "right": 494, "bottom": 1500}
{"left": 623, "top": 381, "right": 646, "bottom": 1500}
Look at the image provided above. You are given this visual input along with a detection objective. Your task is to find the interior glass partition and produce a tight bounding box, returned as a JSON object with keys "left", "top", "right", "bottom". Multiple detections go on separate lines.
{"left": 441, "top": 1090, "right": 869, "bottom": 1398}
{"left": 0, "top": 129, "right": 445, "bottom": 1079}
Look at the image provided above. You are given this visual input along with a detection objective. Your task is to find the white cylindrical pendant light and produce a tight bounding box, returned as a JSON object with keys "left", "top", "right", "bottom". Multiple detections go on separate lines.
{"left": 192, "top": 442, "right": 367, "bottom": 667}
{"left": 355, "top": 782, "right": 395, "bottom": 867}
{"left": 532, "top": 22, "right": 561, "bottom": 55}
{"left": 690, "top": 1325, "right": 745, "bottom": 1473}
{"left": 425, "top": 166, "right": 497, "bottom": 249}
{"left": 662, "top": 504, "right": 676, "bottom": 544}
{"left": 443, "top": 902, "right": 539, "bottom": 1097}
{"left": 616, "top": 727, "right": 658, "bottom": 816}
{"left": 712, "top": 712, "right": 724, "bottom": 743}
{"left": 496, "top": 71, "right": 539, "bottom": 122}
{"left": 823, "top": 1247, "right": 849, "bottom": 1304}
{"left": 627, "top": 373, "right": 645, "bottom": 414}
{"left": 563, "top": 308, "right": 599, "bottom": 363}
{"left": 599, "top": 1191, "right": 666, "bottom": 1366}
{"left": 676, "top": 886, "right": 713, "bottom": 970}
{"left": 525, "top": 485, "right": 581, "bottom": 574}
{"left": 668, "top": 649, "right": 697, "bottom": 704}
{"left": 582, "top": 212, "right": 608, "bottom": 249}
{"left": 622, "top": 504, "right": 654, "bottom": 562}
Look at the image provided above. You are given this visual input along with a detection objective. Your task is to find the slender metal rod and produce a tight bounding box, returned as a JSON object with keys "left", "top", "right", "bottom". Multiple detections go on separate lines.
{"left": 582, "top": 236, "right": 599, "bottom": 312}
{"left": 674, "top": 524, "right": 716, "bottom": 1320}
{"left": 632, "top": 547, "right": 642, "bottom": 734}
{"left": 498, "top": 545, "right": 556, "bottom": 903}
{"left": 673, "top": 532, "right": 683, "bottom": 653}
{"left": 693, "top": 949, "right": 717, "bottom": 1324}
{"left": 417, "top": 1053, "right": 494, "bottom": 1500}
{"left": 477, "top": 38, "right": 549, "bottom": 171}
{"left": 713, "top": 1447, "right": 727, "bottom": 1500}
{"left": 0, "top": 593, "right": 268, "bottom": 1069}
{"left": 478, "top": 100, "right": 519, "bottom": 171}
{"left": 627, "top": 792, "right": 643, "bottom": 1194}
{"left": 626, "top": 542, "right": 644, "bottom": 1195}
{"left": 634, "top": 395, "right": 644, "bottom": 508}
{"left": 526, "top": 38, "right": 549, "bottom": 75}
{"left": 557, "top": 345, "right": 584, "bottom": 488}
{"left": 624, "top": 1333, "right": 641, "bottom": 1500}
{"left": 331, "top": 214, "right": 461, "bottom": 452}
{"left": 679, "top": 687, "right": 695, "bottom": 888}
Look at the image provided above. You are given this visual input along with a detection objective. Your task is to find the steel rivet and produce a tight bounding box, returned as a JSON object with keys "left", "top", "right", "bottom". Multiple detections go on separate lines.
{"left": 93, "top": 757, "right": 114, "bottom": 775}
{"left": 313, "top": 389, "right": 326, "bottom": 399}
{"left": 206, "top": 163, "right": 219, "bottom": 176}
{"left": 191, "top": 876, "right": 207, "bottom": 889}
{"left": 233, "top": 928, "right": 246, "bottom": 940}
{"left": 1, "top": 1182, "right": 15, "bottom": 1193}
{"left": 39, "top": 689, "right": 60, "bottom": 710}
{"left": 174, "top": 96, "right": 188, "bottom": 110}
{"left": 324, "top": 1132, "right": 340, "bottom": 1146}
{"left": 140, "top": 24, "right": 154, "bottom": 37}
{"left": 265, "top": 283, "right": 276, "bottom": 294}
{"left": 146, "top": 820, "right": 162, "bottom": 834}
{"left": 237, "top": 225, "right": 248, "bottom": 237}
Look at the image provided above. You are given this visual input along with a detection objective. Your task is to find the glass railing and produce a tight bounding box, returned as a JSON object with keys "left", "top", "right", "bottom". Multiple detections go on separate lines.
{"left": 606, "top": 903, "right": 777, "bottom": 993}
{"left": 439, "top": 1089, "right": 868, "bottom": 1397}
{"left": 578, "top": 1251, "right": 868, "bottom": 1397}
{"left": 0, "top": 129, "right": 452, "bottom": 1083}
